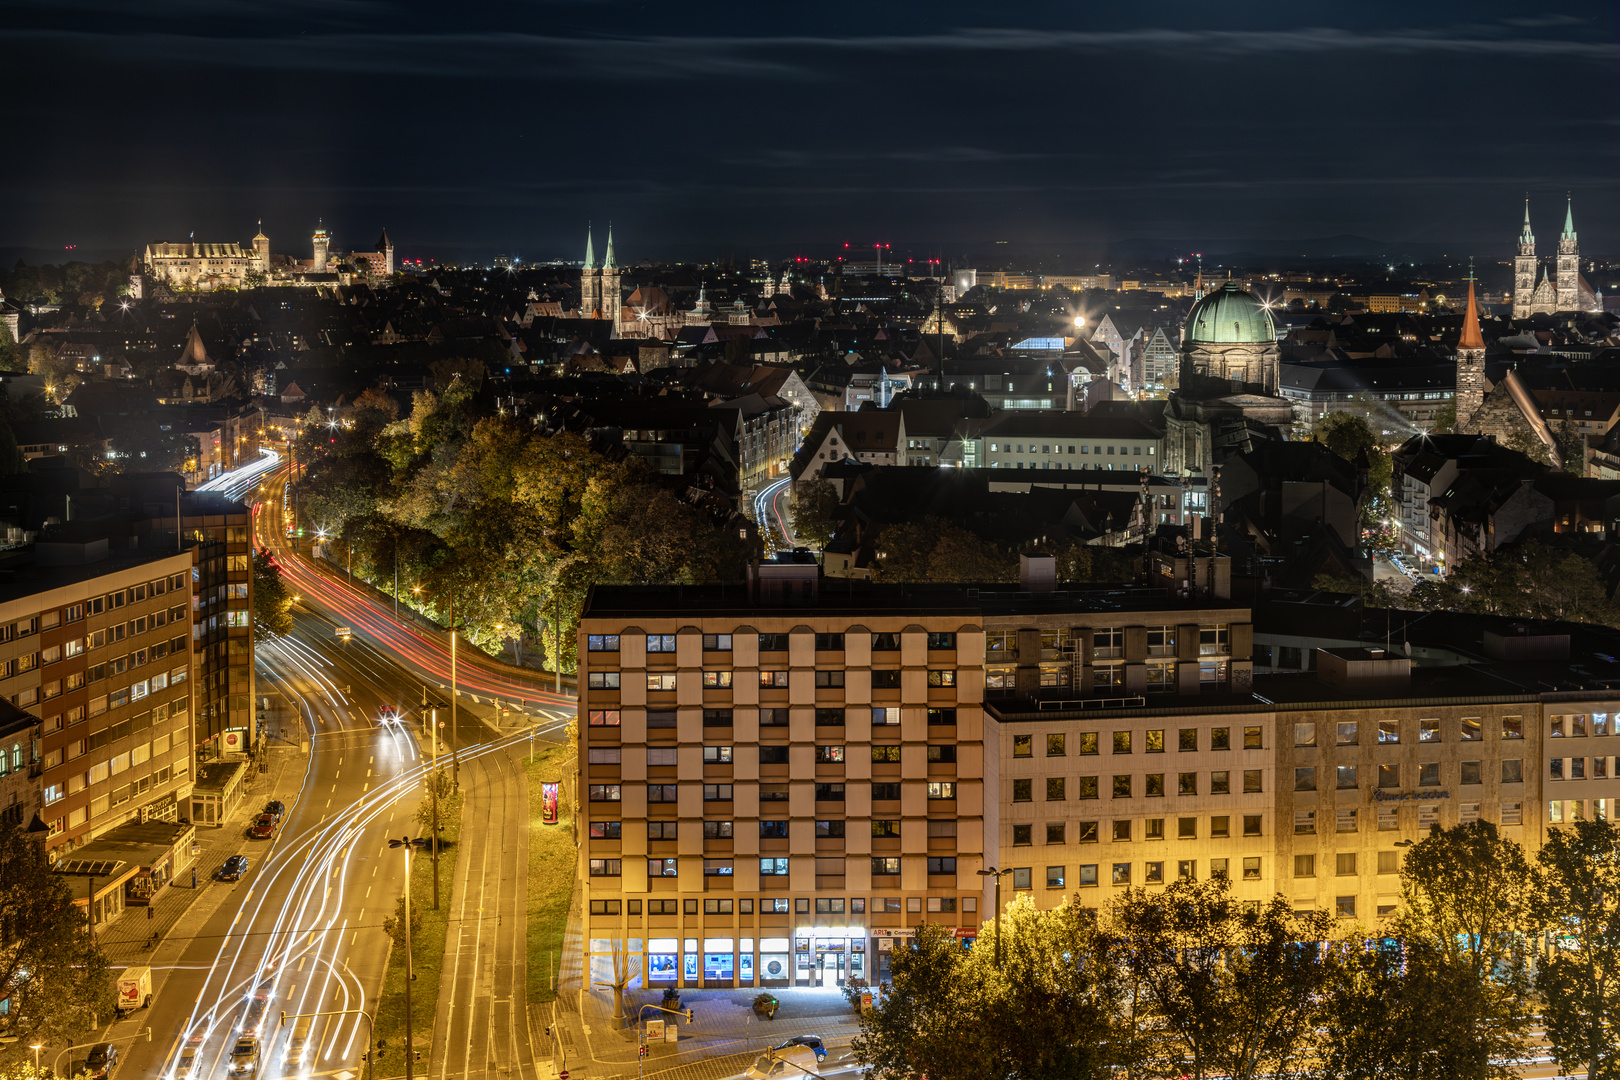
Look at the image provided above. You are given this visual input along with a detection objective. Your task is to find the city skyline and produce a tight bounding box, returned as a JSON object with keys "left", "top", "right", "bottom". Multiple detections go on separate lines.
{"left": 2, "top": 0, "right": 1618, "bottom": 260}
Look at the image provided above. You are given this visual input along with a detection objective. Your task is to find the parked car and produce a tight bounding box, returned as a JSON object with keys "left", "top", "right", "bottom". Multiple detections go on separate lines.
{"left": 84, "top": 1043, "right": 118, "bottom": 1079}
{"left": 217, "top": 855, "right": 250, "bottom": 881}
{"left": 263, "top": 800, "right": 285, "bottom": 821}
{"left": 249, "top": 814, "right": 276, "bottom": 840}
{"left": 773, "top": 1036, "right": 827, "bottom": 1061}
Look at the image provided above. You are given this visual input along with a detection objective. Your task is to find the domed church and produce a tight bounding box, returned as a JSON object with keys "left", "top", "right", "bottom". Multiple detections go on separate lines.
{"left": 1177, "top": 281, "right": 1280, "bottom": 395}
{"left": 1161, "top": 280, "right": 1294, "bottom": 477}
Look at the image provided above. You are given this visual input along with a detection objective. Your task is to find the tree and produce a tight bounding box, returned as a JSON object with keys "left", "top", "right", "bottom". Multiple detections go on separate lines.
{"left": 1320, "top": 933, "right": 1499, "bottom": 1080}
{"left": 790, "top": 478, "right": 840, "bottom": 550}
{"left": 873, "top": 517, "right": 1015, "bottom": 583}
{"left": 1313, "top": 411, "right": 1391, "bottom": 515}
{"left": 381, "top": 893, "right": 422, "bottom": 950}
{"left": 0, "top": 827, "right": 113, "bottom": 1059}
{"left": 1530, "top": 817, "right": 1620, "bottom": 1080}
{"left": 1310, "top": 571, "right": 1401, "bottom": 608}
{"left": 252, "top": 551, "right": 293, "bottom": 639}
{"left": 1431, "top": 401, "right": 1457, "bottom": 435}
{"left": 1394, "top": 821, "right": 1534, "bottom": 1080}
{"left": 846, "top": 905, "right": 1130, "bottom": 1080}
{"left": 1108, "top": 877, "right": 1338, "bottom": 1080}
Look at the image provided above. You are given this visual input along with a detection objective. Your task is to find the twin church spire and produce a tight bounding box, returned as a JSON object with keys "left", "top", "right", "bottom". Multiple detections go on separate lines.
{"left": 583, "top": 223, "right": 617, "bottom": 271}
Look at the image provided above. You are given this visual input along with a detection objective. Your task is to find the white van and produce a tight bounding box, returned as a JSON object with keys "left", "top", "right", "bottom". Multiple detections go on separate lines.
{"left": 744, "top": 1045, "right": 820, "bottom": 1079}
{"left": 283, "top": 1015, "right": 314, "bottom": 1067}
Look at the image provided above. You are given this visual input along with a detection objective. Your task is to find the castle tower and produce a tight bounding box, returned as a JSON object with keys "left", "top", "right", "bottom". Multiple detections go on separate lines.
{"left": 1512, "top": 198, "right": 1536, "bottom": 320}
{"left": 252, "top": 221, "right": 270, "bottom": 275}
{"left": 602, "top": 224, "right": 623, "bottom": 336}
{"left": 579, "top": 224, "right": 602, "bottom": 318}
{"left": 377, "top": 229, "right": 394, "bottom": 277}
{"left": 1455, "top": 273, "right": 1486, "bottom": 430}
{"left": 312, "top": 220, "right": 329, "bottom": 273}
{"left": 1556, "top": 197, "right": 1579, "bottom": 312}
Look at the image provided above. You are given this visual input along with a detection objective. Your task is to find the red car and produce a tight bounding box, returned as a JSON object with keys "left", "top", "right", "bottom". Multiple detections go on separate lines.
{"left": 249, "top": 814, "right": 276, "bottom": 840}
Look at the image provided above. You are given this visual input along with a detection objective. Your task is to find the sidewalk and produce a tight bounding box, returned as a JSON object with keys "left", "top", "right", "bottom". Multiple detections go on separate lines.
{"left": 548, "top": 971, "right": 865, "bottom": 1080}
{"left": 97, "top": 742, "right": 308, "bottom": 986}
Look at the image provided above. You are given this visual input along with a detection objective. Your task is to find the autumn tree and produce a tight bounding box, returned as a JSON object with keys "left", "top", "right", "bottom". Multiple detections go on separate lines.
{"left": 790, "top": 477, "right": 841, "bottom": 549}
{"left": 873, "top": 517, "right": 1015, "bottom": 583}
{"left": 252, "top": 550, "right": 294, "bottom": 639}
{"left": 1392, "top": 821, "right": 1534, "bottom": 1080}
{"left": 1530, "top": 817, "right": 1620, "bottom": 1080}
{"left": 0, "top": 828, "right": 113, "bottom": 1059}
{"left": 848, "top": 900, "right": 1133, "bottom": 1080}
{"left": 1108, "top": 878, "right": 1338, "bottom": 1080}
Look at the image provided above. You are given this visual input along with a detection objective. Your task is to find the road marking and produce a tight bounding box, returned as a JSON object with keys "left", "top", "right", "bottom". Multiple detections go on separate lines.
{"left": 365, "top": 886, "right": 371, "bottom": 898}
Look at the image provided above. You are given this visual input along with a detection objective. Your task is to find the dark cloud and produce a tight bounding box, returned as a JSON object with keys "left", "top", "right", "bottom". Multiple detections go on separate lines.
{"left": 1, "top": 0, "right": 1616, "bottom": 263}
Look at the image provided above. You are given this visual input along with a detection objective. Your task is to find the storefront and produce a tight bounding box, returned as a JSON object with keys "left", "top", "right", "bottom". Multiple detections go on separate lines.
{"left": 638, "top": 931, "right": 865, "bottom": 988}
{"left": 871, "top": 928, "right": 914, "bottom": 984}
{"left": 794, "top": 928, "right": 867, "bottom": 987}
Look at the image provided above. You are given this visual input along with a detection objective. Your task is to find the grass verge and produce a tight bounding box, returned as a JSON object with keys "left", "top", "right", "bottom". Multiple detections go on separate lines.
{"left": 524, "top": 746, "right": 577, "bottom": 1003}
{"left": 374, "top": 787, "right": 461, "bottom": 1072}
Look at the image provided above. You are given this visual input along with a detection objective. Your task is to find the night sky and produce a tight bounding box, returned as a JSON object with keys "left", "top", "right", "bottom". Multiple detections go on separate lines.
{"left": 3, "top": 0, "right": 1618, "bottom": 265}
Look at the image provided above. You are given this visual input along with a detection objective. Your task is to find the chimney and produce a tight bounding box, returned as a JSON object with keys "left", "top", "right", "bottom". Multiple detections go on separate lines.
{"left": 1020, "top": 553, "right": 1056, "bottom": 593}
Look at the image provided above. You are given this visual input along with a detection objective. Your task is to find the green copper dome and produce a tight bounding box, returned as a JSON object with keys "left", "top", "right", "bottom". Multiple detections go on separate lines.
{"left": 1185, "top": 281, "right": 1276, "bottom": 345}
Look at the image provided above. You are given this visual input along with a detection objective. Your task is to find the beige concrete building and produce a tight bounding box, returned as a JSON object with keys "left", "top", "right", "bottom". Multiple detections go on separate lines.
{"left": 578, "top": 557, "right": 1620, "bottom": 994}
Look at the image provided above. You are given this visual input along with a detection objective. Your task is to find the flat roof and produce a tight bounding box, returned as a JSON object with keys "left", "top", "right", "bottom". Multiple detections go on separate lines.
{"left": 0, "top": 542, "right": 193, "bottom": 606}
{"left": 582, "top": 582, "right": 1246, "bottom": 621}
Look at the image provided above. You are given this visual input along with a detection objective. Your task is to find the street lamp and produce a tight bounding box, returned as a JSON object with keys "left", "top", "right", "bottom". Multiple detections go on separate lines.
{"left": 977, "top": 866, "right": 1013, "bottom": 968}
{"left": 387, "top": 836, "right": 428, "bottom": 1080}
{"left": 31, "top": 1044, "right": 43, "bottom": 1071}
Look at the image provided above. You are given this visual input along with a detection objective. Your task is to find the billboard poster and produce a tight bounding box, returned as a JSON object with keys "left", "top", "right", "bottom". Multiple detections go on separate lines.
{"left": 542, "top": 782, "right": 560, "bottom": 825}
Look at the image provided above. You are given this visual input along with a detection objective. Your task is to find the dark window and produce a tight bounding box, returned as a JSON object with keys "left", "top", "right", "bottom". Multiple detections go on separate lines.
{"left": 871, "top": 782, "right": 901, "bottom": 801}
{"left": 814, "top": 820, "right": 846, "bottom": 837}
{"left": 871, "top": 632, "right": 902, "bottom": 651}
{"left": 872, "top": 671, "right": 901, "bottom": 689}
{"left": 760, "top": 708, "right": 790, "bottom": 727}
{"left": 815, "top": 633, "right": 845, "bottom": 651}
{"left": 703, "top": 709, "right": 733, "bottom": 726}
{"left": 758, "top": 746, "right": 789, "bottom": 764}
{"left": 927, "top": 857, "right": 957, "bottom": 875}
{"left": 759, "top": 633, "right": 789, "bottom": 651}
{"left": 927, "top": 744, "right": 956, "bottom": 763}
{"left": 759, "top": 820, "right": 789, "bottom": 838}
{"left": 814, "top": 671, "right": 846, "bottom": 688}
{"left": 814, "top": 783, "right": 846, "bottom": 801}
{"left": 815, "top": 707, "right": 845, "bottom": 725}
{"left": 703, "top": 784, "right": 734, "bottom": 801}
{"left": 927, "top": 632, "right": 956, "bottom": 650}
{"left": 589, "top": 821, "right": 621, "bottom": 839}
{"left": 927, "top": 708, "right": 957, "bottom": 726}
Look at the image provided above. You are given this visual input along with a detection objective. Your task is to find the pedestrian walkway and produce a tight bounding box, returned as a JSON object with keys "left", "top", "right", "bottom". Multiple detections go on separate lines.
{"left": 545, "top": 964, "right": 865, "bottom": 1080}
{"left": 98, "top": 743, "right": 307, "bottom": 976}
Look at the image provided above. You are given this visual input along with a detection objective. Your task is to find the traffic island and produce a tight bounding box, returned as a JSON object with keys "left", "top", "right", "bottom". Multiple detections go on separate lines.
{"left": 374, "top": 797, "right": 462, "bottom": 1073}
{"left": 524, "top": 744, "right": 575, "bottom": 1003}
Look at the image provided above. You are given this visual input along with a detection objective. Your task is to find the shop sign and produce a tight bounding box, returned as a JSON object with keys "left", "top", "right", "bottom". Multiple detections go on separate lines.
{"left": 1371, "top": 789, "right": 1451, "bottom": 803}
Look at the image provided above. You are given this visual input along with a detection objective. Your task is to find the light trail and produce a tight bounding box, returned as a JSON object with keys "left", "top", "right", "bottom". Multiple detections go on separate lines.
{"left": 253, "top": 467, "right": 573, "bottom": 710}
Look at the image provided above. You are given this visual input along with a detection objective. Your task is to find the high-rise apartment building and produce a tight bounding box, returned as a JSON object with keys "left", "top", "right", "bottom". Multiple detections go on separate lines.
{"left": 3, "top": 543, "right": 199, "bottom": 851}
{"left": 576, "top": 555, "right": 1253, "bottom": 990}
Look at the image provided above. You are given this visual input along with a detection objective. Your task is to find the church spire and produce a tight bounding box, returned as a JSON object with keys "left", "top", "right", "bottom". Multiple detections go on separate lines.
{"left": 1459, "top": 266, "right": 1484, "bottom": 351}
{"left": 1519, "top": 197, "right": 1535, "bottom": 247}
{"left": 1561, "top": 196, "right": 1576, "bottom": 242}
{"left": 604, "top": 223, "right": 616, "bottom": 270}
{"left": 584, "top": 223, "right": 595, "bottom": 271}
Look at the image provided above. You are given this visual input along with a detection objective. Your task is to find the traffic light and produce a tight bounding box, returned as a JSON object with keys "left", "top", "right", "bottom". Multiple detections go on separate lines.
{"left": 685, "top": 1008, "right": 694, "bottom": 1024}
{"left": 637, "top": 1045, "right": 648, "bottom": 1060}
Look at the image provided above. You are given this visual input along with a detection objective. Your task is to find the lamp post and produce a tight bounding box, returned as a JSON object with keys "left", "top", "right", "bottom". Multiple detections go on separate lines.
{"left": 387, "top": 837, "right": 426, "bottom": 1080}
{"left": 31, "top": 1044, "right": 43, "bottom": 1071}
{"left": 428, "top": 715, "right": 442, "bottom": 911}
{"left": 976, "top": 866, "right": 1013, "bottom": 969}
